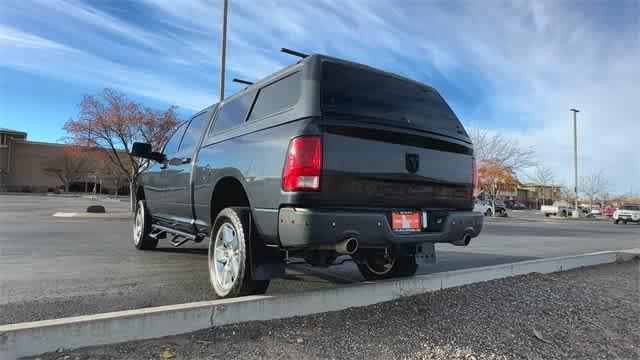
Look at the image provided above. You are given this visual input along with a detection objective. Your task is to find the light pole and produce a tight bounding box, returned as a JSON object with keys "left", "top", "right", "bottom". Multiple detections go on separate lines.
{"left": 570, "top": 108, "right": 579, "bottom": 217}
{"left": 219, "top": 0, "right": 228, "bottom": 102}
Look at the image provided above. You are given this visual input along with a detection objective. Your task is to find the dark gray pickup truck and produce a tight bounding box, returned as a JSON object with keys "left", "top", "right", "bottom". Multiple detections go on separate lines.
{"left": 130, "top": 54, "right": 483, "bottom": 298}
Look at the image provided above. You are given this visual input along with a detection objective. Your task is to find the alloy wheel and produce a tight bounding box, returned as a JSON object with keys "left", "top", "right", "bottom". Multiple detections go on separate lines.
{"left": 210, "top": 223, "right": 241, "bottom": 295}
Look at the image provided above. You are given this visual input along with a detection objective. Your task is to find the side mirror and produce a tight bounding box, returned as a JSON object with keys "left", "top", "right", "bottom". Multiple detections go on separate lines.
{"left": 130, "top": 142, "right": 165, "bottom": 162}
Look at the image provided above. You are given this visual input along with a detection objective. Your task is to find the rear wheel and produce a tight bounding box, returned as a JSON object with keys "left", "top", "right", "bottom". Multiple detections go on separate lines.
{"left": 133, "top": 200, "right": 158, "bottom": 250}
{"left": 356, "top": 251, "right": 418, "bottom": 281}
{"left": 208, "top": 208, "right": 269, "bottom": 298}
{"left": 485, "top": 209, "right": 492, "bottom": 217}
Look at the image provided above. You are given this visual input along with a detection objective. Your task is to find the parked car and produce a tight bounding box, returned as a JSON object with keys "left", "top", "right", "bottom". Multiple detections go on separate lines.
{"left": 613, "top": 205, "right": 640, "bottom": 224}
{"left": 478, "top": 200, "right": 506, "bottom": 216}
{"left": 590, "top": 205, "right": 602, "bottom": 215}
{"left": 473, "top": 200, "right": 491, "bottom": 216}
{"left": 512, "top": 202, "right": 527, "bottom": 210}
{"left": 602, "top": 206, "right": 615, "bottom": 217}
{"left": 541, "top": 201, "right": 572, "bottom": 217}
{"left": 130, "top": 54, "right": 484, "bottom": 298}
{"left": 492, "top": 200, "right": 507, "bottom": 216}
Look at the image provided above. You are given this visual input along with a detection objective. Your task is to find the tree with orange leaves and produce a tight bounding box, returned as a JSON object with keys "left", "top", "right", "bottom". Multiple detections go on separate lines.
{"left": 64, "top": 88, "right": 180, "bottom": 209}
{"left": 43, "top": 145, "right": 90, "bottom": 192}
{"left": 478, "top": 158, "right": 519, "bottom": 216}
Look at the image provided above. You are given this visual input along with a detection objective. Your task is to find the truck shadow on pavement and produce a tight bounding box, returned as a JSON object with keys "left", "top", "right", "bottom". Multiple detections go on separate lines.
{"left": 286, "top": 251, "right": 539, "bottom": 284}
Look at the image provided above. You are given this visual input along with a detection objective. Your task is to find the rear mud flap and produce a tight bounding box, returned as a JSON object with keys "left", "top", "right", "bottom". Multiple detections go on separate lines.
{"left": 233, "top": 207, "right": 285, "bottom": 281}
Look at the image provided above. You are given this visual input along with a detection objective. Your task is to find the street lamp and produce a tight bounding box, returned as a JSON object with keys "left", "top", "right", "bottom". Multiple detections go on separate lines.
{"left": 570, "top": 108, "right": 579, "bottom": 217}
{"left": 219, "top": 0, "right": 228, "bottom": 102}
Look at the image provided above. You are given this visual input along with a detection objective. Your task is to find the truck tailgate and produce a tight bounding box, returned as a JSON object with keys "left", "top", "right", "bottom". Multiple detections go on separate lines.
{"left": 321, "top": 121, "right": 474, "bottom": 210}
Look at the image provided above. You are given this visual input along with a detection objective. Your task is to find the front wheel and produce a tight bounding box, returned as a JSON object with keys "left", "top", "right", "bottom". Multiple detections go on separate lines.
{"left": 133, "top": 200, "right": 158, "bottom": 250}
{"left": 356, "top": 251, "right": 418, "bottom": 281}
{"left": 485, "top": 209, "right": 492, "bottom": 217}
{"left": 208, "top": 208, "right": 269, "bottom": 298}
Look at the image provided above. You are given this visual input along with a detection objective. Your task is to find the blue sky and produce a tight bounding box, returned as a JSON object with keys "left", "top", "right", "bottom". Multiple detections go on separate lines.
{"left": 1, "top": 0, "right": 638, "bottom": 194}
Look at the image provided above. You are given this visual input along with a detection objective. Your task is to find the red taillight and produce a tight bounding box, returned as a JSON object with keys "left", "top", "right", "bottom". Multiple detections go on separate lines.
{"left": 282, "top": 136, "right": 322, "bottom": 192}
{"left": 472, "top": 158, "right": 478, "bottom": 199}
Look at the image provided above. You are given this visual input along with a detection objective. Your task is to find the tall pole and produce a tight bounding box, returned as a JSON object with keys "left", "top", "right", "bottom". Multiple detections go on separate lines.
{"left": 570, "top": 108, "right": 579, "bottom": 217}
{"left": 219, "top": 0, "right": 228, "bottom": 102}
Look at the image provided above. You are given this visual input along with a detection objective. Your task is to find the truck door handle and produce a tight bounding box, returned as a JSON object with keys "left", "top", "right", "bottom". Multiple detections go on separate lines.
{"left": 169, "top": 157, "right": 191, "bottom": 166}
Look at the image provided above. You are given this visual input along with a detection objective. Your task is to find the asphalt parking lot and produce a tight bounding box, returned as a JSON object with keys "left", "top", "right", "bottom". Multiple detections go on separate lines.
{"left": 1, "top": 194, "right": 639, "bottom": 325}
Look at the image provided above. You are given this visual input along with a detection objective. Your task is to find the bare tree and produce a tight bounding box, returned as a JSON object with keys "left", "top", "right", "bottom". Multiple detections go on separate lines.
{"left": 525, "top": 164, "right": 555, "bottom": 208}
{"left": 94, "top": 150, "right": 128, "bottom": 196}
{"left": 64, "top": 88, "right": 180, "bottom": 210}
{"left": 470, "top": 128, "right": 536, "bottom": 214}
{"left": 580, "top": 170, "right": 607, "bottom": 207}
{"left": 527, "top": 164, "right": 554, "bottom": 185}
{"left": 43, "top": 145, "right": 90, "bottom": 192}
{"left": 469, "top": 128, "right": 537, "bottom": 171}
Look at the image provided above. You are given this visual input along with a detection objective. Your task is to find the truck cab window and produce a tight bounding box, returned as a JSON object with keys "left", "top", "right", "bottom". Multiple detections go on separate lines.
{"left": 162, "top": 122, "right": 187, "bottom": 155}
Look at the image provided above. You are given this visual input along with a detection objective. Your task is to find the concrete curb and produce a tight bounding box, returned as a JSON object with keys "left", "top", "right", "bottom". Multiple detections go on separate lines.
{"left": 1, "top": 249, "right": 638, "bottom": 359}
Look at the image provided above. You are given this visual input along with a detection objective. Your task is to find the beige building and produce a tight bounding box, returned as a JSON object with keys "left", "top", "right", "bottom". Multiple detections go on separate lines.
{"left": 0, "top": 128, "right": 128, "bottom": 194}
{"left": 478, "top": 183, "right": 561, "bottom": 209}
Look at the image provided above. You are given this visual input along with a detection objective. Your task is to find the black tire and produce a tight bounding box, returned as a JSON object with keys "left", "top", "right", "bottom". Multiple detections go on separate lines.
{"left": 561, "top": 210, "right": 567, "bottom": 217}
{"left": 545, "top": 213, "right": 551, "bottom": 217}
{"left": 485, "top": 209, "right": 492, "bottom": 217}
{"left": 133, "top": 200, "right": 158, "bottom": 250}
{"left": 208, "top": 207, "right": 269, "bottom": 298}
{"left": 614, "top": 219, "right": 619, "bottom": 224}
{"left": 357, "top": 253, "right": 418, "bottom": 281}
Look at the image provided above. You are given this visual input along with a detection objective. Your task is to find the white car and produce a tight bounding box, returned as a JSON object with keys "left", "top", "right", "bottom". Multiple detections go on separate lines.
{"left": 590, "top": 205, "right": 602, "bottom": 215}
{"left": 540, "top": 201, "right": 572, "bottom": 217}
{"left": 473, "top": 200, "right": 492, "bottom": 216}
{"left": 613, "top": 205, "right": 640, "bottom": 224}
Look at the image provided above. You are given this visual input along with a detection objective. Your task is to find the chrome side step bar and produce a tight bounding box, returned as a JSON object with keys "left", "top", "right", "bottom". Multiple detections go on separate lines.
{"left": 151, "top": 224, "right": 198, "bottom": 247}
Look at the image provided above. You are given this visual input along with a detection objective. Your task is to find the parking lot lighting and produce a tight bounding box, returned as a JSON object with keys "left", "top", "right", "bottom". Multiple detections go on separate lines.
{"left": 219, "top": 0, "right": 228, "bottom": 101}
{"left": 570, "top": 108, "right": 580, "bottom": 218}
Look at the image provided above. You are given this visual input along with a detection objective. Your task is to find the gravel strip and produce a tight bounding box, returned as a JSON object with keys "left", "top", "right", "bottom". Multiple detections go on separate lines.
{"left": 29, "top": 260, "right": 639, "bottom": 360}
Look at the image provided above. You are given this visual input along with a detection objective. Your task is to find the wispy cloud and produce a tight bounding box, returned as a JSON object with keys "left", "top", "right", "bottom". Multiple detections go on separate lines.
{"left": 0, "top": 24, "right": 213, "bottom": 110}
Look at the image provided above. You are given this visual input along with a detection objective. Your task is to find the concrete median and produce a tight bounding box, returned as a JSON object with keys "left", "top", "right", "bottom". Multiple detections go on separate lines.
{"left": 1, "top": 248, "right": 638, "bottom": 359}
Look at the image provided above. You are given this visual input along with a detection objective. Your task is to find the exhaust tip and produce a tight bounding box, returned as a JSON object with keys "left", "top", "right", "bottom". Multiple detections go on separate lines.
{"left": 343, "top": 237, "right": 358, "bottom": 254}
{"left": 334, "top": 237, "right": 358, "bottom": 255}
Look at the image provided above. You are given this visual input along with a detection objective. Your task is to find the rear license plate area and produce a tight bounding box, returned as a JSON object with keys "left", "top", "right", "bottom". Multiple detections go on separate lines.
{"left": 392, "top": 211, "right": 422, "bottom": 232}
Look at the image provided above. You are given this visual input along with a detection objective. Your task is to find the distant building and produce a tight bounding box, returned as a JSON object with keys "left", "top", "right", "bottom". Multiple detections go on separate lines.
{"left": 518, "top": 183, "right": 562, "bottom": 207}
{"left": 478, "top": 183, "right": 561, "bottom": 209}
{"left": 0, "top": 128, "right": 128, "bottom": 194}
